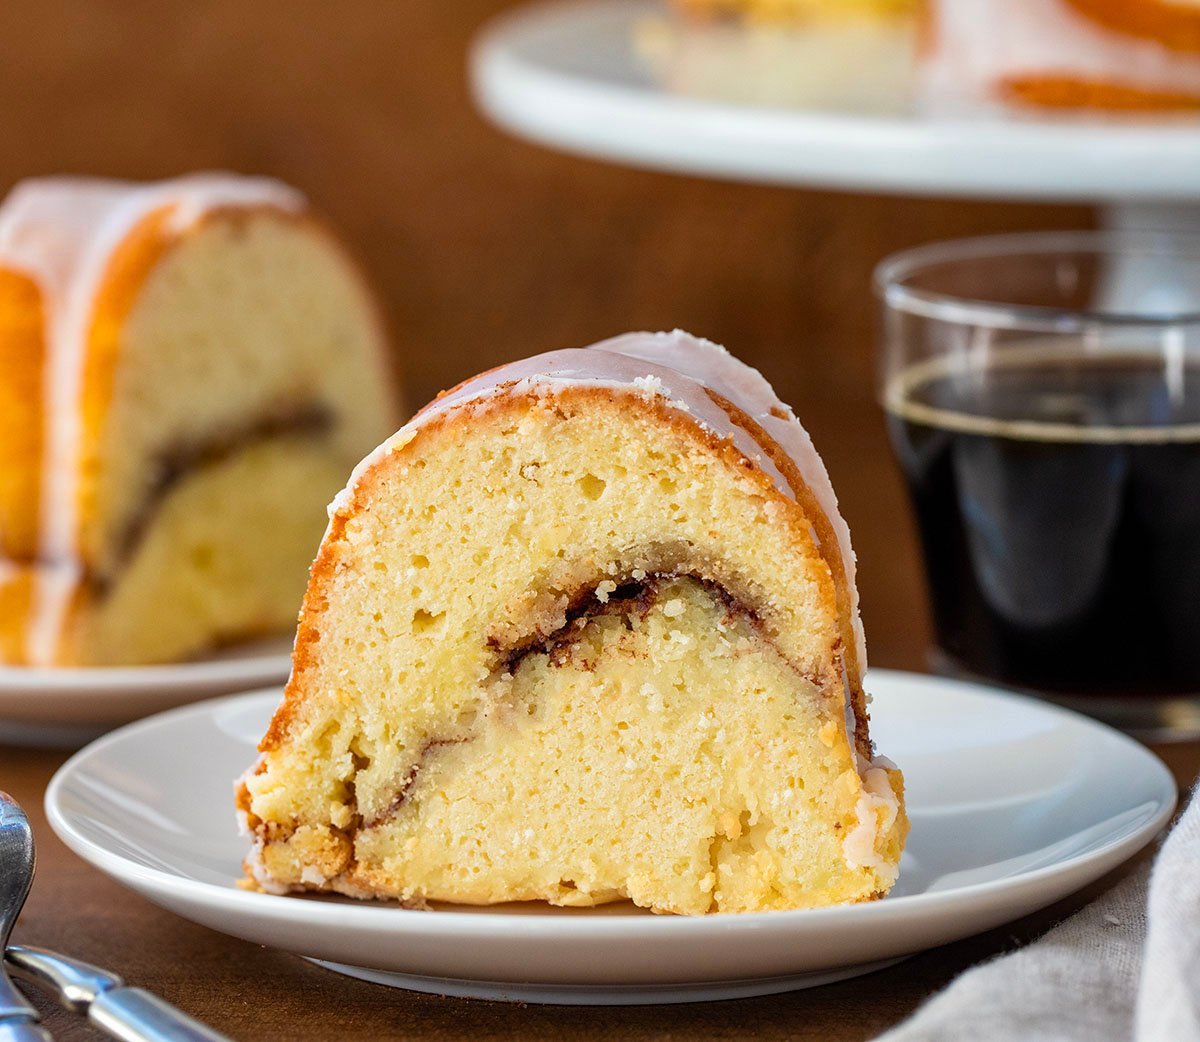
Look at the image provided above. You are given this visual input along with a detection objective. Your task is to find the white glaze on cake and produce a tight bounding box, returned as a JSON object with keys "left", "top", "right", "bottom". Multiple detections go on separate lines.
{"left": 334, "top": 347, "right": 778, "bottom": 515}
{"left": 842, "top": 766, "right": 902, "bottom": 885}
{"left": 0, "top": 173, "right": 306, "bottom": 664}
{"left": 920, "top": 0, "right": 1200, "bottom": 113}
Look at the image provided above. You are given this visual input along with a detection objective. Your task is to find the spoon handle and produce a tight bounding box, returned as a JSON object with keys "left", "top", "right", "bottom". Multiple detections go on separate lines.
{"left": 6, "top": 948, "right": 230, "bottom": 1042}
{"left": 88, "top": 987, "right": 231, "bottom": 1042}
{"left": 0, "top": 977, "right": 50, "bottom": 1042}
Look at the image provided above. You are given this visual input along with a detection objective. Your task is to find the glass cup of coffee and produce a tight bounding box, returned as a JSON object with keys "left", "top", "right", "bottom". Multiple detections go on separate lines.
{"left": 876, "top": 231, "right": 1200, "bottom": 740}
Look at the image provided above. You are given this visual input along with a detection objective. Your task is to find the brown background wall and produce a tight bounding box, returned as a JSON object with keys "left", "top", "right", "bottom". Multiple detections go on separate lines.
{"left": 0, "top": 0, "right": 1091, "bottom": 668}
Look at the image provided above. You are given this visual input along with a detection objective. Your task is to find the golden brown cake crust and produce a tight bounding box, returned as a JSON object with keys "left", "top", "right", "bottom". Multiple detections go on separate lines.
{"left": 0, "top": 267, "right": 44, "bottom": 561}
{"left": 1063, "top": 0, "right": 1200, "bottom": 53}
{"left": 1001, "top": 75, "right": 1200, "bottom": 110}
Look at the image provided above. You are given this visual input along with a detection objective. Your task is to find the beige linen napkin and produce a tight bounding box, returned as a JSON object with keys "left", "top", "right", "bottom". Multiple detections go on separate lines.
{"left": 876, "top": 786, "right": 1199, "bottom": 1042}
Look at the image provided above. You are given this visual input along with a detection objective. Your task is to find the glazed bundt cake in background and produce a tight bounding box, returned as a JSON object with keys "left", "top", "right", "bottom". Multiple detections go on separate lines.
{"left": 640, "top": 0, "right": 1200, "bottom": 115}
{"left": 920, "top": 0, "right": 1200, "bottom": 112}
{"left": 0, "top": 173, "right": 399, "bottom": 666}
{"left": 238, "top": 330, "right": 906, "bottom": 915}
{"left": 667, "top": 0, "right": 920, "bottom": 22}
{"left": 637, "top": 0, "right": 921, "bottom": 113}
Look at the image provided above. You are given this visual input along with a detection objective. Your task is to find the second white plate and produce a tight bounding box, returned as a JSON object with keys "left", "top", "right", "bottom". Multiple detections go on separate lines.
{"left": 0, "top": 637, "right": 292, "bottom": 744}
{"left": 45, "top": 670, "right": 1176, "bottom": 1004}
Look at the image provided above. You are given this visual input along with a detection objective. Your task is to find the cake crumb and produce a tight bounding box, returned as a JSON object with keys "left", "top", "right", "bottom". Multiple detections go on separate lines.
{"left": 641, "top": 683, "right": 664, "bottom": 713}
{"left": 719, "top": 809, "right": 742, "bottom": 839}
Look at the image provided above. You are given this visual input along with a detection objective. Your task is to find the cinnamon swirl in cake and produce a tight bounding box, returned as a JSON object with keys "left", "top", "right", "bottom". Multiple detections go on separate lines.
{"left": 238, "top": 330, "right": 906, "bottom": 914}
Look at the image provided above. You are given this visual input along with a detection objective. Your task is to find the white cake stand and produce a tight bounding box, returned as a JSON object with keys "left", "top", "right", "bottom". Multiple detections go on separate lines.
{"left": 470, "top": 0, "right": 1200, "bottom": 236}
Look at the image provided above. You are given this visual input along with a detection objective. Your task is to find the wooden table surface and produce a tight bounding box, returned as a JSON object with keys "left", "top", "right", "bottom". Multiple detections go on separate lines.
{"left": 1, "top": 2, "right": 1198, "bottom": 1039}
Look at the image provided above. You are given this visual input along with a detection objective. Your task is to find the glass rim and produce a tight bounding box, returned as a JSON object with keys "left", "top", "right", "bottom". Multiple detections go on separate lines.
{"left": 873, "top": 230, "right": 1200, "bottom": 331}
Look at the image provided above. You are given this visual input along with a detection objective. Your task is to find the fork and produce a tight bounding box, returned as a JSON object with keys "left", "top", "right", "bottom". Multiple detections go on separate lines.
{"left": 0, "top": 791, "right": 232, "bottom": 1042}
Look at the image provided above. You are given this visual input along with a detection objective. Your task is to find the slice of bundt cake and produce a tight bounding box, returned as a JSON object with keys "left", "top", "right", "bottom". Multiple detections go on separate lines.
{"left": 238, "top": 330, "right": 906, "bottom": 914}
{"left": 0, "top": 173, "right": 399, "bottom": 666}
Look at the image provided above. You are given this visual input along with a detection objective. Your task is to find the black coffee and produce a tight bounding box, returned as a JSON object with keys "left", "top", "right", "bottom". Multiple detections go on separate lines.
{"left": 886, "top": 351, "right": 1200, "bottom": 696}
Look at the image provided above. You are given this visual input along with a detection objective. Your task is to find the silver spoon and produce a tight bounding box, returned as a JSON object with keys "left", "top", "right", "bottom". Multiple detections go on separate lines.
{"left": 0, "top": 791, "right": 52, "bottom": 1042}
{"left": 0, "top": 792, "right": 232, "bottom": 1042}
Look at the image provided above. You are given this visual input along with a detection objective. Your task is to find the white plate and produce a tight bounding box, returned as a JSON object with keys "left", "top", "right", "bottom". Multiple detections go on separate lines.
{"left": 0, "top": 637, "right": 292, "bottom": 744}
{"left": 45, "top": 670, "right": 1176, "bottom": 1005}
{"left": 470, "top": 0, "right": 1200, "bottom": 201}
